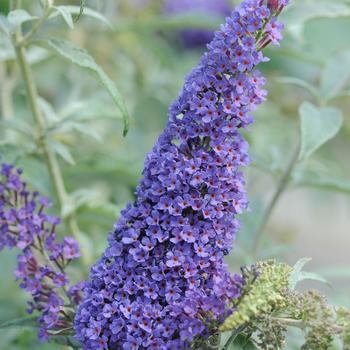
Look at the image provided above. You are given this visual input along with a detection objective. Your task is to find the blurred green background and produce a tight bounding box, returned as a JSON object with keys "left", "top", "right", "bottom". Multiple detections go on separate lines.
{"left": 0, "top": 0, "right": 350, "bottom": 348}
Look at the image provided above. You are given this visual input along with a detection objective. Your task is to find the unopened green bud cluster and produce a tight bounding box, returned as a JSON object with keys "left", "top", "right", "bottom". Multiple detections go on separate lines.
{"left": 220, "top": 261, "right": 291, "bottom": 332}
{"left": 219, "top": 260, "right": 350, "bottom": 350}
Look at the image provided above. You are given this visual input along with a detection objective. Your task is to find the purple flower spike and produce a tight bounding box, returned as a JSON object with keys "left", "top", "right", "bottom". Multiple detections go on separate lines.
{"left": 0, "top": 164, "right": 83, "bottom": 339}
{"left": 75, "top": 0, "right": 288, "bottom": 349}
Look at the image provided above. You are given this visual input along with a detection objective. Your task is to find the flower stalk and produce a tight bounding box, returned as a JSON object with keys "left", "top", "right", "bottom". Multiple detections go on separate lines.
{"left": 252, "top": 141, "right": 301, "bottom": 257}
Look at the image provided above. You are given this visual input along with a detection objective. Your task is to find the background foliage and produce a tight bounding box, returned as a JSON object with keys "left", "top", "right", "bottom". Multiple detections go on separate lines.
{"left": 0, "top": 0, "right": 349, "bottom": 349}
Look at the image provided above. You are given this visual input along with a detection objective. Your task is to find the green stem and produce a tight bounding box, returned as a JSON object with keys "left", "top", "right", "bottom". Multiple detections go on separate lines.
{"left": 252, "top": 141, "right": 301, "bottom": 257}
{"left": 0, "top": 62, "right": 16, "bottom": 120}
{"left": 11, "top": 3, "right": 89, "bottom": 268}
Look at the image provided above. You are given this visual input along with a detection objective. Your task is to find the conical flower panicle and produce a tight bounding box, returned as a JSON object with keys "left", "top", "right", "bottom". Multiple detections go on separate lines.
{"left": 75, "top": 1, "right": 288, "bottom": 349}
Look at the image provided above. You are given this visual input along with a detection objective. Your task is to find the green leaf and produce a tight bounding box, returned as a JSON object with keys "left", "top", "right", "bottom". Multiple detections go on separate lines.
{"left": 58, "top": 100, "right": 123, "bottom": 121}
{"left": 297, "top": 271, "right": 329, "bottom": 286}
{"left": 289, "top": 258, "right": 328, "bottom": 290}
{"left": 66, "top": 121, "right": 102, "bottom": 141}
{"left": 298, "top": 102, "right": 343, "bottom": 161}
{"left": 316, "top": 266, "right": 350, "bottom": 279}
{"left": 50, "top": 335, "right": 81, "bottom": 348}
{"left": 276, "top": 76, "right": 319, "bottom": 101}
{"left": 295, "top": 171, "right": 350, "bottom": 195}
{"left": 49, "top": 119, "right": 102, "bottom": 141}
{"left": 61, "top": 187, "right": 104, "bottom": 218}
{"left": 7, "top": 9, "right": 38, "bottom": 33}
{"left": 39, "top": 38, "right": 129, "bottom": 136}
{"left": 320, "top": 50, "right": 350, "bottom": 102}
{"left": 0, "top": 14, "right": 10, "bottom": 35}
{"left": 54, "top": 6, "right": 74, "bottom": 29}
{"left": 283, "top": 0, "right": 350, "bottom": 41}
{"left": 289, "top": 257, "right": 312, "bottom": 290}
{"left": 0, "top": 119, "right": 34, "bottom": 137}
{"left": 48, "top": 140, "right": 75, "bottom": 165}
{"left": 37, "top": 97, "right": 58, "bottom": 124}
{"left": 0, "top": 317, "right": 39, "bottom": 331}
{"left": 49, "top": 5, "right": 112, "bottom": 28}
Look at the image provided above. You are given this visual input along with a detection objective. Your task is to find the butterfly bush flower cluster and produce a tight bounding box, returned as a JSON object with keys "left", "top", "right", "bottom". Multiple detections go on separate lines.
{"left": 163, "top": 0, "right": 232, "bottom": 47}
{"left": 75, "top": 0, "right": 288, "bottom": 349}
{"left": 0, "top": 164, "right": 83, "bottom": 340}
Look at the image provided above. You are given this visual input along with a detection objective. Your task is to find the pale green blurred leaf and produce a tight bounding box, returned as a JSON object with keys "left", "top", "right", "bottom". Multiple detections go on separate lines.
{"left": 67, "top": 121, "right": 102, "bottom": 141}
{"left": 50, "top": 335, "right": 81, "bottom": 348}
{"left": 58, "top": 100, "right": 123, "bottom": 121}
{"left": 49, "top": 5, "right": 112, "bottom": 28}
{"left": 283, "top": 0, "right": 350, "bottom": 41}
{"left": 0, "top": 119, "right": 34, "bottom": 138}
{"left": 0, "top": 317, "right": 39, "bottom": 331}
{"left": 7, "top": 10, "right": 37, "bottom": 33}
{"left": 289, "top": 257, "right": 312, "bottom": 290}
{"left": 320, "top": 50, "right": 350, "bottom": 101}
{"left": 0, "top": 144, "right": 36, "bottom": 163}
{"left": 48, "top": 140, "right": 75, "bottom": 165}
{"left": 294, "top": 171, "right": 350, "bottom": 194}
{"left": 27, "top": 47, "right": 50, "bottom": 65}
{"left": 276, "top": 76, "right": 319, "bottom": 100}
{"left": 289, "top": 258, "right": 329, "bottom": 290}
{"left": 61, "top": 187, "right": 104, "bottom": 218}
{"left": 38, "top": 38, "right": 130, "bottom": 136}
{"left": 53, "top": 6, "right": 74, "bottom": 29}
{"left": 316, "top": 266, "right": 350, "bottom": 280}
{"left": 0, "top": 35, "right": 14, "bottom": 60}
{"left": 299, "top": 102, "right": 343, "bottom": 161}
{"left": 37, "top": 97, "right": 58, "bottom": 124}
{"left": 0, "top": 14, "right": 10, "bottom": 35}
{"left": 49, "top": 119, "right": 102, "bottom": 141}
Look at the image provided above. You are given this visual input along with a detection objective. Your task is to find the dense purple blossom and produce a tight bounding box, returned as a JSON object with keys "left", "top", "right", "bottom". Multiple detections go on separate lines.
{"left": 163, "top": 0, "right": 232, "bottom": 47}
{"left": 75, "top": 0, "right": 288, "bottom": 349}
{"left": 0, "top": 164, "right": 82, "bottom": 340}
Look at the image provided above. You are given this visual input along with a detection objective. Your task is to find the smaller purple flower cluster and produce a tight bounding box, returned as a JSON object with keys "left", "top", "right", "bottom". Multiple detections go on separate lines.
{"left": 0, "top": 163, "right": 82, "bottom": 340}
{"left": 163, "top": 0, "right": 232, "bottom": 47}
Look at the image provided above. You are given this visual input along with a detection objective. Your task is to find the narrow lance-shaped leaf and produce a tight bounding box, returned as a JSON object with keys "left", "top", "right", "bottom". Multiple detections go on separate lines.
{"left": 37, "top": 97, "right": 59, "bottom": 124}
{"left": 0, "top": 14, "right": 10, "bottom": 35}
{"left": 50, "top": 335, "right": 82, "bottom": 349}
{"left": 283, "top": 0, "right": 350, "bottom": 41}
{"left": 298, "top": 102, "right": 343, "bottom": 161}
{"left": 54, "top": 6, "right": 74, "bottom": 29}
{"left": 0, "top": 316, "right": 39, "bottom": 331}
{"left": 38, "top": 38, "right": 130, "bottom": 136}
{"left": 293, "top": 167, "right": 350, "bottom": 195}
{"left": 48, "top": 140, "right": 75, "bottom": 165}
{"left": 276, "top": 76, "right": 320, "bottom": 101}
{"left": 320, "top": 50, "right": 350, "bottom": 102}
{"left": 7, "top": 9, "right": 38, "bottom": 33}
{"left": 49, "top": 5, "right": 112, "bottom": 28}
{"left": 289, "top": 257, "right": 328, "bottom": 290}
